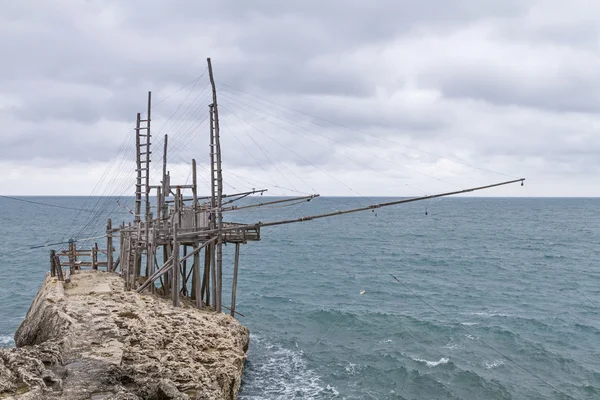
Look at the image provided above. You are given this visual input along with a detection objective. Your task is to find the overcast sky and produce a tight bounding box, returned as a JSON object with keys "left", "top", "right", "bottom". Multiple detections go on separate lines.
{"left": 1, "top": 0, "right": 599, "bottom": 196}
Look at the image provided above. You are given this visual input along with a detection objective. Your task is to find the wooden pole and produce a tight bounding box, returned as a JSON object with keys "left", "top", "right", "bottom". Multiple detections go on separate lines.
{"left": 231, "top": 243, "right": 240, "bottom": 317}
{"left": 163, "top": 243, "right": 170, "bottom": 295}
{"left": 54, "top": 255, "right": 64, "bottom": 281}
{"left": 182, "top": 245, "right": 188, "bottom": 296}
{"left": 73, "top": 242, "right": 78, "bottom": 271}
{"left": 202, "top": 246, "right": 210, "bottom": 307}
{"left": 210, "top": 241, "right": 217, "bottom": 311}
{"left": 172, "top": 222, "right": 180, "bottom": 307}
{"left": 144, "top": 91, "right": 152, "bottom": 221}
{"left": 192, "top": 159, "right": 198, "bottom": 228}
{"left": 193, "top": 245, "right": 201, "bottom": 308}
{"left": 161, "top": 134, "right": 169, "bottom": 218}
{"left": 150, "top": 223, "right": 156, "bottom": 294}
{"left": 207, "top": 58, "right": 224, "bottom": 313}
{"left": 156, "top": 186, "right": 162, "bottom": 221}
{"left": 92, "top": 243, "right": 98, "bottom": 270}
{"left": 106, "top": 218, "right": 113, "bottom": 271}
{"left": 50, "top": 250, "right": 56, "bottom": 277}
{"left": 134, "top": 112, "right": 142, "bottom": 223}
{"left": 178, "top": 178, "right": 527, "bottom": 240}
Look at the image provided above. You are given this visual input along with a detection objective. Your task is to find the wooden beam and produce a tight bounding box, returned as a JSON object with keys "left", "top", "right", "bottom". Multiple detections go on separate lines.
{"left": 178, "top": 178, "right": 526, "bottom": 239}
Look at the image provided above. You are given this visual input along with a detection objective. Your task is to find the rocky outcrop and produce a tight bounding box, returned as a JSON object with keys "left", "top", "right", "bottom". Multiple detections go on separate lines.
{"left": 0, "top": 271, "right": 249, "bottom": 400}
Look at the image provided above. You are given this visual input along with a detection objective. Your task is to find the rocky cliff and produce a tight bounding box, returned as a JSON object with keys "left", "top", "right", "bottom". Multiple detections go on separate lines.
{"left": 0, "top": 270, "right": 249, "bottom": 400}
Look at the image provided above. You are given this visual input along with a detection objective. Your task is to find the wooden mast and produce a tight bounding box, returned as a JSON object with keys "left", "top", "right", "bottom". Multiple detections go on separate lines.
{"left": 207, "top": 57, "right": 224, "bottom": 313}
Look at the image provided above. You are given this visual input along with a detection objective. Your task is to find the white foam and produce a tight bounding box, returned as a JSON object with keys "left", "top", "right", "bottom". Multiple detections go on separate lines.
{"left": 0, "top": 335, "right": 14, "bottom": 347}
{"left": 378, "top": 338, "right": 393, "bottom": 344}
{"left": 443, "top": 343, "right": 462, "bottom": 350}
{"left": 462, "top": 311, "right": 520, "bottom": 319}
{"left": 345, "top": 362, "right": 358, "bottom": 375}
{"left": 461, "top": 322, "right": 479, "bottom": 326}
{"left": 484, "top": 360, "right": 504, "bottom": 369}
{"left": 413, "top": 357, "right": 450, "bottom": 368}
{"left": 239, "top": 335, "right": 333, "bottom": 399}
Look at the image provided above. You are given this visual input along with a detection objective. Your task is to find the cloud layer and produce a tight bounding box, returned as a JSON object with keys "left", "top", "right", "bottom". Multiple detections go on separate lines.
{"left": 1, "top": 0, "right": 598, "bottom": 196}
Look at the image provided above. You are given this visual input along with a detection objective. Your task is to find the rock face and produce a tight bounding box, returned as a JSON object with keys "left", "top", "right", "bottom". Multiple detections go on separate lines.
{"left": 0, "top": 271, "right": 249, "bottom": 400}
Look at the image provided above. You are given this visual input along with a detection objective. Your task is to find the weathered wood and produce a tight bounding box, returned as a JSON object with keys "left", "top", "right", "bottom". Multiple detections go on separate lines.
{"left": 134, "top": 112, "right": 142, "bottom": 223}
{"left": 172, "top": 222, "right": 180, "bottom": 307}
{"left": 68, "top": 241, "right": 75, "bottom": 274}
{"left": 145, "top": 91, "right": 152, "bottom": 221}
{"left": 182, "top": 245, "right": 188, "bottom": 297}
{"left": 163, "top": 243, "right": 171, "bottom": 295}
{"left": 209, "top": 242, "right": 216, "bottom": 311}
{"left": 193, "top": 243, "right": 201, "bottom": 308}
{"left": 107, "top": 218, "right": 113, "bottom": 271}
{"left": 192, "top": 159, "right": 198, "bottom": 229}
{"left": 92, "top": 242, "right": 98, "bottom": 270}
{"left": 54, "top": 255, "right": 64, "bottom": 281}
{"left": 202, "top": 246, "right": 210, "bottom": 307}
{"left": 231, "top": 243, "right": 240, "bottom": 317}
{"left": 50, "top": 250, "right": 56, "bottom": 277}
{"left": 208, "top": 57, "right": 224, "bottom": 314}
{"left": 136, "top": 256, "right": 173, "bottom": 293}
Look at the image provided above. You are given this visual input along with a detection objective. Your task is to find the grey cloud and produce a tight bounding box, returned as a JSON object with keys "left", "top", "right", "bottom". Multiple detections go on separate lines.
{"left": 1, "top": 0, "right": 599, "bottom": 195}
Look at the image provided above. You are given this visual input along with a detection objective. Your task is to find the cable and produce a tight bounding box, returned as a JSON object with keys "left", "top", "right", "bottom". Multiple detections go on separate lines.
{"left": 0, "top": 195, "right": 126, "bottom": 214}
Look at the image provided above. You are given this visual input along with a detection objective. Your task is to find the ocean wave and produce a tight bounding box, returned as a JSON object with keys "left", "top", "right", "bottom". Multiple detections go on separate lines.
{"left": 484, "top": 360, "right": 504, "bottom": 369}
{"left": 239, "top": 335, "right": 336, "bottom": 399}
{"left": 412, "top": 357, "right": 450, "bottom": 368}
{"left": 0, "top": 335, "right": 14, "bottom": 347}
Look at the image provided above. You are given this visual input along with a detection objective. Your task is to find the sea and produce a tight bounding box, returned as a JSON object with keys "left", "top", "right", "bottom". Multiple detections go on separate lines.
{"left": 0, "top": 196, "right": 599, "bottom": 399}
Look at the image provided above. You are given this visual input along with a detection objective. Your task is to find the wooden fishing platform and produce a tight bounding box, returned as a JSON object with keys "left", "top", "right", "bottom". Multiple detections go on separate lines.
{"left": 48, "top": 58, "right": 525, "bottom": 318}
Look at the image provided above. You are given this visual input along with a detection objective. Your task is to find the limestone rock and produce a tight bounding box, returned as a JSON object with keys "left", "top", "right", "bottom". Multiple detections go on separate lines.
{"left": 0, "top": 271, "right": 249, "bottom": 400}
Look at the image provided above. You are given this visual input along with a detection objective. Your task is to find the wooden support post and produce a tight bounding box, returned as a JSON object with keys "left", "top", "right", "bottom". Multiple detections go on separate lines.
{"left": 192, "top": 159, "right": 198, "bottom": 228}
{"left": 134, "top": 112, "right": 142, "bottom": 223}
{"left": 68, "top": 241, "right": 75, "bottom": 274}
{"left": 92, "top": 243, "right": 98, "bottom": 270}
{"left": 144, "top": 91, "right": 152, "bottom": 221}
{"left": 73, "top": 242, "right": 78, "bottom": 270}
{"left": 202, "top": 246, "right": 210, "bottom": 307}
{"left": 208, "top": 58, "right": 224, "bottom": 313}
{"left": 210, "top": 242, "right": 217, "bottom": 311}
{"left": 193, "top": 243, "right": 201, "bottom": 308}
{"left": 163, "top": 243, "right": 171, "bottom": 295}
{"left": 54, "top": 255, "right": 64, "bottom": 281}
{"left": 150, "top": 224, "right": 156, "bottom": 294}
{"left": 118, "top": 222, "right": 125, "bottom": 273}
{"left": 156, "top": 186, "right": 162, "bottom": 221}
{"left": 231, "top": 243, "right": 240, "bottom": 317}
{"left": 50, "top": 250, "right": 56, "bottom": 277}
{"left": 172, "top": 222, "right": 180, "bottom": 307}
{"left": 107, "top": 219, "right": 113, "bottom": 271}
{"left": 182, "top": 245, "right": 188, "bottom": 296}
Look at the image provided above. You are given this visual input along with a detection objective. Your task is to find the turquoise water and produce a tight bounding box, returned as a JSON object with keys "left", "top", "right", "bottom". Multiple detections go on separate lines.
{"left": 1, "top": 196, "right": 599, "bottom": 399}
